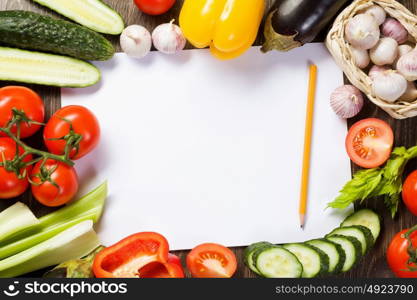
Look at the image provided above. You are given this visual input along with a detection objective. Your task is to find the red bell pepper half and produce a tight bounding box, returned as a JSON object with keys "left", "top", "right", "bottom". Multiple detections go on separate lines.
{"left": 93, "top": 232, "right": 184, "bottom": 278}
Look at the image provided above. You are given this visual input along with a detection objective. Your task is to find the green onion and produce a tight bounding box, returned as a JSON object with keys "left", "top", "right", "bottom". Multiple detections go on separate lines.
{"left": 0, "top": 202, "right": 39, "bottom": 243}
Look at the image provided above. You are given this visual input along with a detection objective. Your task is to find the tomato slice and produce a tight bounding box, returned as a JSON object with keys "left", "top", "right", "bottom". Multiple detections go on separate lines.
{"left": 345, "top": 118, "right": 393, "bottom": 169}
{"left": 186, "top": 243, "right": 237, "bottom": 278}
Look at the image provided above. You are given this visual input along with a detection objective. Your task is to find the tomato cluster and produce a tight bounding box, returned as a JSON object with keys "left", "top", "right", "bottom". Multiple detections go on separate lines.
{"left": 0, "top": 86, "right": 100, "bottom": 207}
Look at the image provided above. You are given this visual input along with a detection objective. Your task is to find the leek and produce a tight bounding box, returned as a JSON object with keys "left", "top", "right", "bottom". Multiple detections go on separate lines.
{"left": 0, "top": 181, "right": 107, "bottom": 259}
{"left": 0, "top": 202, "right": 39, "bottom": 243}
{"left": 0, "top": 220, "right": 100, "bottom": 277}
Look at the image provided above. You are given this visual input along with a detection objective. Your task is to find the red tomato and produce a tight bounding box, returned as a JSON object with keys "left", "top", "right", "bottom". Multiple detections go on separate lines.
{"left": 43, "top": 105, "right": 100, "bottom": 160}
{"left": 345, "top": 118, "right": 394, "bottom": 169}
{"left": 133, "top": 0, "right": 176, "bottom": 15}
{"left": 387, "top": 228, "right": 417, "bottom": 278}
{"left": 30, "top": 159, "right": 78, "bottom": 207}
{"left": 0, "top": 138, "right": 32, "bottom": 199}
{"left": 186, "top": 243, "right": 237, "bottom": 278}
{"left": 402, "top": 170, "right": 417, "bottom": 216}
{"left": 0, "top": 86, "right": 45, "bottom": 138}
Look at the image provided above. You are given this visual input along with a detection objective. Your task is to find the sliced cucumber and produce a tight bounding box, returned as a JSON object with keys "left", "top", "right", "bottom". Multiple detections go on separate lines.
{"left": 326, "top": 235, "right": 362, "bottom": 272}
{"left": 244, "top": 242, "right": 272, "bottom": 275}
{"left": 253, "top": 246, "right": 303, "bottom": 278}
{"left": 32, "top": 0, "right": 125, "bottom": 35}
{"left": 283, "top": 243, "right": 329, "bottom": 278}
{"left": 341, "top": 209, "right": 381, "bottom": 242}
{"left": 306, "top": 239, "right": 345, "bottom": 274}
{"left": 327, "top": 225, "right": 373, "bottom": 255}
{"left": 0, "top": 47, "right": 100, "bottom": 88}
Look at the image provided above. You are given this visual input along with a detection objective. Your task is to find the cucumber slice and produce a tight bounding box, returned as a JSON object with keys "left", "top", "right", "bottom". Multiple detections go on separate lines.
{"left": 0, "top": 47, "right": 100, "bottom": 88}
{"left": 306, "top": 239, "right": 345, "bottom": 274}
{"left": 253, "top": 246, "right": 303, "bottom": 278}
{"left": 32, "top": 0, "right": 124, "bottom": 35}
{"left": 341, "top": 209, "right": 381, "bottom": 241}
{"left": 283, "top": 243, "right": 329, "bottom": 278}
{"left": 326, "top": 235, "right": 362, "bottom": 272}
{"left": 327, "top": 225, "right": 374, "bottom": 255}
{"left": 244, "top": 242, "right": 272, "bottom": 275}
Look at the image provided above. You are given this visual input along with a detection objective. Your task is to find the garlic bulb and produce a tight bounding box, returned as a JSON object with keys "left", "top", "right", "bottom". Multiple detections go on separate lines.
{"left": 381, "top": 18, "right": 409, "bottom": 44}
{"left": 362, "top": 5, "right": 386, "bottom": 25}
{"left": 397, "top": 48, "right": 417, "bottom": 81}
{"left": 120, "top": 25, "right": 152, "bottom": 59}
{"left": 350, "top": 46, "right": 370, "bottom": 69}
{"left": 330, "top": 85, "right": 364, "bottom": 118}
{"left": 368, "top": 65, "right": 390, "bottom": 80}
{"left": 152, "top": 20, "right": 186, "bottom": 54}
{"left": 345, "top": 14, "right": 380, "bottom": 50}
{"left": 393, "top": 44, "right": 413, "bottom": 68}
{"left": 370, "top": 37, "right": 398, "bottom": 66}
{"left": 399, "top": 81, "right": 417, "bottom": 102}
{"left": 372, "top": 71, "right": 407, "bottom": 102}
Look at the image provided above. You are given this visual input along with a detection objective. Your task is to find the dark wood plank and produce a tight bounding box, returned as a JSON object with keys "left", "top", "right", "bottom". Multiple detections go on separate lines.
{"left": 0, "top": 0, "right": 416, "bottom": 278}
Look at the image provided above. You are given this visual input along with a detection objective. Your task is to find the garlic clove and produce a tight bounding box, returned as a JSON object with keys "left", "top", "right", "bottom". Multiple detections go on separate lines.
{"left": 399, "top": 81, "right": 417, "bottom": 102}
{"left": 350, "top": 46, "right": 370, "bottom": 69}
{"left": 345, "top": 14, "right": 380, "bottom": 50}
{"left": 397, "top": 48, "right": 417, "bottom": 81}
{"left": 152, "top": 20, "right": 186, "bottom": 55}
{"left": 381, "top": 18, "right": 409, "bottom": 44}
{"left": 369, "top": 37, "right": 398, "bottom": 66}
{"left": 120, "top": 25, "right": 152, "bottom": 59}
{"left": 368, "top": 65, "right": 390, "bottom": 80}
{"left": 361, "top": 5, "right": 386, "bottom": 25}
{"left": 372, "top": 70, "right": 407, "bottom": 102}
{"left": 330, "top": 85, "right": 364, "bottom": 119}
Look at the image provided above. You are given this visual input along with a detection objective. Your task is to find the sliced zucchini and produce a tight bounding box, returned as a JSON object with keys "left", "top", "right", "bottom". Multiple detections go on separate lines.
{"left": 306, "top": 239, "right": 345, "bottom": 274}
{"left": 244, "top": 242, "right": 272, "bottom": 275}
{"left": 0, "top": 47, "right": 100, "bottom": 88}
{"left": 341, "top": 209, "right": 381, "bottom": 242}
{"left": 253, "top": 245, "right": 303, "bottom": 278}
{"left": 283, "top": 243, "right": 329, "bottom": 278}
{"left": 32, "top": 0, "right": 125, "bottom": 35}
{"left": 326, "top": 235, "right": 362, "bottom": 272}
{"left": 327, "top": 225, "right": 373, "bottom": 255}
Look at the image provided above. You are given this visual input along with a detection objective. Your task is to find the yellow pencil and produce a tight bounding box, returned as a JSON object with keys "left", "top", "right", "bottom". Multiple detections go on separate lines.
{"left": 299, "top": 64, "right": 318, "bottom": 229}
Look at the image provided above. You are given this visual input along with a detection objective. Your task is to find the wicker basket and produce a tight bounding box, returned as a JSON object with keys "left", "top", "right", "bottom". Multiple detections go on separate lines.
{"left": 326, "top": 0, "right": 417, "bottom": 119}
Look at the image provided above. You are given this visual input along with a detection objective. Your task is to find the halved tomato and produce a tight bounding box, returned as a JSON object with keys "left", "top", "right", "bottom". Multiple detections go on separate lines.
{"left": 186, "top": 243, "right": 237, "bottom": 278}
{"left": 346, "top": 118, "right": 394, "bottom": 169}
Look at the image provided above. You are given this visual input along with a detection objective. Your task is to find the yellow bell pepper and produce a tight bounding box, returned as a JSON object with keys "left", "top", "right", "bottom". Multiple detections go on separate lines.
{"left": 179, "top": 0, "right": 265, "bottom": 60}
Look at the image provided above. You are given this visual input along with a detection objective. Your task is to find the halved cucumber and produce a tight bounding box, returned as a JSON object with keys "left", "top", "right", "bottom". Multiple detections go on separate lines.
{"left": 32, "top": 0, "right": 124, "bottom": 35}
{"left": 341, "top": 209, "right": 381, "bottom": 242}
{"left": 327, "top": 225, "right": 374, "bottom": 255}
{"left": 253, "top": 246, "right": 303, "bottom": 278}
{"left": 283, "top": 243, "right": 329, "bottom": 278}
{"left": 325, "top": 235, "right": 362, "bottom": 272}
{"left": 244, "top": 242, "right": 272, "bottom": 275}
{"left": 306, "top": 239, "right": 345, "bottom": 274}
{"left": 0, "top": 47, "right": 100, "bottom": 88}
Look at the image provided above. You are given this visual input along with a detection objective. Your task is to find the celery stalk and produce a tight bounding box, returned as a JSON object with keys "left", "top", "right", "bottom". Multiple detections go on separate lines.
{"left": 0, "top": 202, "right": 40, "bottom": 243}
{"left": 0, "top": 182, "right": 107, "bottom": 259}
{"left": 0, "top": 220, "right": 100, "bottom": 278}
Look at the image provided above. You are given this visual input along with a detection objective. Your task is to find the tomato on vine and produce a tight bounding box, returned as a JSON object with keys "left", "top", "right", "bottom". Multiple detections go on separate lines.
{"left": 43, "top": 105, "right": 100, "bottom": 160}
{"left": 387, "top": 226, "right": 417, "bottom": 278}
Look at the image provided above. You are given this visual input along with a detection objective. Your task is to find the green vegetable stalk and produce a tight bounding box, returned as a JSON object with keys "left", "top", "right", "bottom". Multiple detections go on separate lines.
{"left": 328, "top": 146, "right": 417, "bottom": 217}
{"left": 0, "top": 202, "right": 39, "bottom": 243}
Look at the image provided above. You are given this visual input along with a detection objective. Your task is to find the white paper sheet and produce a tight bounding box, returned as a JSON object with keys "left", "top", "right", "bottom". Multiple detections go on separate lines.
{"left": 62, "top": 44, "right": 352, "bottom": 250}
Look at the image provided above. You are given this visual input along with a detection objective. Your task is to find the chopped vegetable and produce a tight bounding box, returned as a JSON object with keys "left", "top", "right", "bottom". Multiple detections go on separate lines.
{"left": 0, "top": 202, "right": 39, "bottom": 243}
{"left": 0, "top": 220, "right": 100, "bottom": 278}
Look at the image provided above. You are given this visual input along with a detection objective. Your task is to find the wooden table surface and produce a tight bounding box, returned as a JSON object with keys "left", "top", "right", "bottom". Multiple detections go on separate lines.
{"left": 1, "top": 0, "right": 417, "bottom": 278}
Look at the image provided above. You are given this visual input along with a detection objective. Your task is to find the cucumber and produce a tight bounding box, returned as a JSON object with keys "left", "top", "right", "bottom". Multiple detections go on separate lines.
{"left": 326, "top": 235, "right": 362, "bottom": 272}
{"left": 32, "top": 0, "right": 124, "bottom": 35}
{"left": 0, "top": 11, "right": 115, "bottom": 61}
{"left": 283, "top": 243, "right": 329, "bottom": 278}
{"left": 327, "top": 225, "right": 374, "bottom": 255}
{"left": 253, "top": 245, "right": 303, "bottom": 278}
{"left": 306, "top": 239, "right": 345, "bottom": 274}
{"left": 0, "top": 47, "right": 100, "bottom": 87}
{"left": 244, "top": 242, "right": 272, "bottom": 275}
{"left": 341, "top": 209, "right": 381, "bottom": 242}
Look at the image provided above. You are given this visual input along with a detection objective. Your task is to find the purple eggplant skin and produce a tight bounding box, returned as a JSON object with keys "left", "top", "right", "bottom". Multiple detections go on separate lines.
{"left": 262, "top": 0, "right": 350, "bottom": 52}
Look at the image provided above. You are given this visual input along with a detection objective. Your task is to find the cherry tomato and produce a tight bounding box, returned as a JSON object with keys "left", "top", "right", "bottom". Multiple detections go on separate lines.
{"left": 402, "top": 171, "right": 417, "bottom": 216}
{"left": 0, "top": 86, "right": 45, "bottom": 138}
{"left": 186, "top": 243, "right": 237, "bottom": 278}
{"left": 345, "top": 118, "right": 394, "bottom": 169}
{"left": 387, "top": 228, "right": 417, "bottom": 278}
{"left": 43, "top": 105, "right": 100, "bottom": 160}
{"left": 30, "top": 159, "right": 78, "bottom": 207}
{"left": 0, "top": 138, "right": 32, "bottom": 199}
{"left": 133, "top": 0, "right": 176, "bottom": 15}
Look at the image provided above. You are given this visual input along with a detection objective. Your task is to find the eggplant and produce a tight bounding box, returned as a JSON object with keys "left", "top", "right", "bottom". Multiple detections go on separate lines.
{"left": 262, "top": 0, "right": 350, "bottom": 52}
